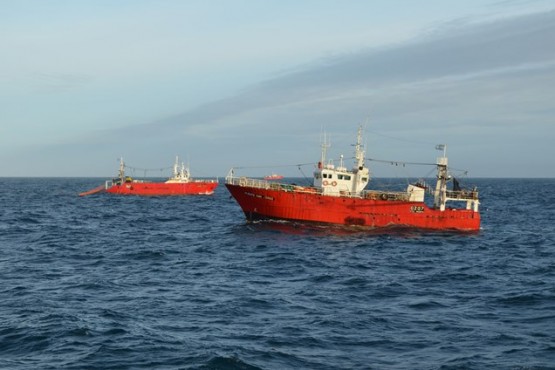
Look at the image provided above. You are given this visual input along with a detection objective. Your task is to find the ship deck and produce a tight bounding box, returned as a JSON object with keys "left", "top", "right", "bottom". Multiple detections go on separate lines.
{"left": 226, "top": 176, "right": 478, "bottom": 203}
{"left": 226, "top": 176, "right": 414, "bottom": 201}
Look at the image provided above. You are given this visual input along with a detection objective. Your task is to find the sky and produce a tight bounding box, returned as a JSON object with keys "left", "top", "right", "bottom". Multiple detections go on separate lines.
{"left": 1, "top": 0, "right": 554, "bottom": 178}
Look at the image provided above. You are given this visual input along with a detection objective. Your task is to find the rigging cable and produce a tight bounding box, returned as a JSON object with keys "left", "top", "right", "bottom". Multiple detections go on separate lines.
{"left": 297, "top": 165, "right": 313, "bottom": 186}
{"left": 232, "top": 162, "right": 314, "bottom": 170}
{"left": 123, "top": 163, "right": 173, "bottom": 179}
{"left": 365, "top": 157, "right": 436, "bottom": 167}
{"left": 365, "top": 157, "right": 470, "bottom": 174}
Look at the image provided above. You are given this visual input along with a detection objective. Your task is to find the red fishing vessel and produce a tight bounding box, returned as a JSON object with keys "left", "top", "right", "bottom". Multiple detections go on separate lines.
{"left": 225, "top": 127, "right": 480, "bottom": 231}
{"left": 79, "top": 157, "right": 218, "bottom": 196}
{"left": 264, "top": 173, "right": 284, "bottom": 180}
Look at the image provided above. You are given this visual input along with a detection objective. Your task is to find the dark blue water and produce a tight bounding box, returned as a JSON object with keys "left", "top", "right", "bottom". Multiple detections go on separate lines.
{"left": 1, "top": 178, "right": 554, "bottom": 369}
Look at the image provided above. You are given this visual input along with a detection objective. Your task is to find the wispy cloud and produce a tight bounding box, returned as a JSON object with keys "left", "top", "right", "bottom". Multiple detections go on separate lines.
{"left": 8, "top": 9, "right": 555, "bottom": 177}
{"left": 30, "top": 72, "right": 92, "bottom": 93}
{"left": 140, "top": 10, "right": 555, "bottom": 142}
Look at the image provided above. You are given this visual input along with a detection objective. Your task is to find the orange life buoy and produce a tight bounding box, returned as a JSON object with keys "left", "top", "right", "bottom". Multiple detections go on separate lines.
{"left": 323, "top": 180, "right": 329, "bottom": 186}
{"left": 331, "top": 181, "right": 337, "bottom": 187}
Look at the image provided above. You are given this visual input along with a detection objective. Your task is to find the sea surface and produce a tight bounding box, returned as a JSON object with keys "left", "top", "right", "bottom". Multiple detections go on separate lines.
{"left": 1, "top": 177, "right": 554, "bottom": 370}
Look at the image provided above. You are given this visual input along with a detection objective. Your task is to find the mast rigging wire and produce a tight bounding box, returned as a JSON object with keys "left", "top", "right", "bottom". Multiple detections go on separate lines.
{"left": 232, "top": 162, "right": 314, "bottom": 170}
{"left": 365, "top": 157, "right": 469, "bottom": 174}
{"left": 297, "top": 165, "right": 313, "bottom": 186}
{"left": 366, "top": 157, "right": 436, "bottom": 167}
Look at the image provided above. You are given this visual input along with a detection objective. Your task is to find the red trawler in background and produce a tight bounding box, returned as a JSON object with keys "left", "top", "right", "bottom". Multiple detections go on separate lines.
{"left": 225, "top": 126, "right": 480, "bottom": 231}
{"left": 264, "top": 173, "right": 284, "bottom": 181}
{"left": 79, "top": 157, "right": 218, "bottom": 196}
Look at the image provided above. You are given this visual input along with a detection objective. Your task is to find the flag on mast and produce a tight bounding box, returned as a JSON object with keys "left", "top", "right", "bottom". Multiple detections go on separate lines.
{"left": 435, "top": 144, "right": 447, "bottom": 157}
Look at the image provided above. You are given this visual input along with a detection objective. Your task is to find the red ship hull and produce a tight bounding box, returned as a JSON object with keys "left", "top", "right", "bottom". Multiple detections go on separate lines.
{"left": 226, "top": 184, "right": 480, "bottom": 231}
{"left": 106, "top": 181, "right": 218, "bottom": 196}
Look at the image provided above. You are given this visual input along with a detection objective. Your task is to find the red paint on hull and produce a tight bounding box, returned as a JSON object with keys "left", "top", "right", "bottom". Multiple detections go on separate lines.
{"left": 226, "top": 184, "right": 480, "bottom": 231}
{"left": 106, "top": 181, "right": 218, "bottom": 196}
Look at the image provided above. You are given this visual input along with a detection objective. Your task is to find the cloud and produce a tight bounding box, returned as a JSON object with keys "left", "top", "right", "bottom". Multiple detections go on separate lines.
{"left": 143, "top": 9, "right": 555, "bottom": 133}
{"left": 7, "top": 9, "right": 555, "bottom": 177}
{"left": 141, "top": 10, "right": 555, "bottom": 162}
{"left": 30, "top": 72, "right": 93, "bottom": 93}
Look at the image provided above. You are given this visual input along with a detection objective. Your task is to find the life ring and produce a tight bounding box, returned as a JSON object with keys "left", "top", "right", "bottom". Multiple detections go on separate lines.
{"left": 331, "top": 181, "right": 337, "bottom": 187}
{"left": 323, "top": 180, "right": 329, "bottom": 186}
{"left": 380, "top": 193, "right": 387, "bottom": 200}
{"left": 239, "top": 177, "right": 247, "bottom": 186}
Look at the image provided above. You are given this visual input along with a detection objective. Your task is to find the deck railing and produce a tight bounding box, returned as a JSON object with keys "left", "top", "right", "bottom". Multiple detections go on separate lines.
{"left": 226, "top": 176, "right": 413, "bottom": 201}
{"left": 226, "top": 176, "right": 321, "bottom": 194}
{"left": 445, "top": 190, "right": 479, "bottom": 200}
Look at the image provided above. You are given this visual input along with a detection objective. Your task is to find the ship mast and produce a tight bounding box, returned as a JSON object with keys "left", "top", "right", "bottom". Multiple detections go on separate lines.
{"left": 354, "top": 125, "right": 365, "bottom": 170}
{"left": 352, "top": 125, "right": 370, "bottom": 193}
{"left": 433, "top": 144, "right": 480, "bottom": 212}
{"left": 173, "top": 156, "right": 180, "bottom": 178}
{"left": 320, "top": 132, "right": 330, "bottom": 167}
{"left": 118, "top": 157, "right": 125, "bottom": 181}
{"left": 171, "top": 156, "right": 189, "bottom": 181}
{"left": 434, "top": 145, "right": 448, "bottom": 211}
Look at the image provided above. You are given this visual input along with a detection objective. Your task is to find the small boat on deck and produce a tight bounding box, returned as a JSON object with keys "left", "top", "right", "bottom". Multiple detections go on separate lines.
{"left": 225, "top": 126, "right": 480, "bottom": 231}
{"left": 79, "top": 157, "right": 218, "bottom": 196}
